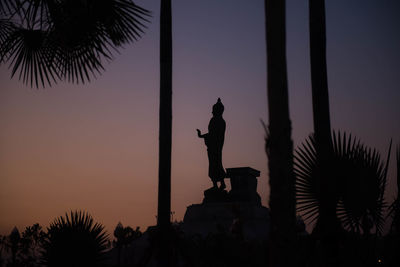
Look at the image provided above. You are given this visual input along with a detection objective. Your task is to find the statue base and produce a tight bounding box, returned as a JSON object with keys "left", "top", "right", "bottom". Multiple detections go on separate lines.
{"left": 182, "top": 167, "right": 270, "bottom": 241}
{"left": 182, "top": 202, "right": 270, "bottom": 241}
{"left": 203, "top": 187, "right": 229, "bottom": 203}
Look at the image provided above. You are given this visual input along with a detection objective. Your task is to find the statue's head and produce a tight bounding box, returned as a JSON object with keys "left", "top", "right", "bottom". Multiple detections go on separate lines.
{"left": 212, "top": 98, "right": 224, "bottom": 116}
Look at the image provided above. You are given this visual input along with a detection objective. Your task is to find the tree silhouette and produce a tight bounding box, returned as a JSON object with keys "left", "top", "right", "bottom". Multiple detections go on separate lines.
{"left": 0, "top": 234, "right": 8, "bottom": 266}
{"left": 9, "top": 227, "right": 21, "bottom": 266}
{"left": 0, "top": 0, "right": 150, "bottom": 87}
{"left": 294, "top": 132, "right": 391, "bottom": 235}
{"left": 388, "top": 146, "right": 400, "bottom": 233}
{"left": 41, "top": 210, "right": 109, "bottom": 267}
{"left": 156, "top": 1, "right": 173, "bottom": 266}
{"left": 113, "top": 222, "right": 125, "bottom": 267}
{"left": 113, "top": 222, "right": 142, "bottom": 267}
{"left": 20, "top": 223, "right": 46, "bottom": 266}
{"left": 308, "top": 0, "right": 339, "bottom": 240}
{"left": 264, "top": 0, "right": 296, "bottom": 266}
{"left": 309, "top": 0, "right": 332, "bottom": 148}
{"left": 157, "top": 0, "right": 172, "bottom": 229}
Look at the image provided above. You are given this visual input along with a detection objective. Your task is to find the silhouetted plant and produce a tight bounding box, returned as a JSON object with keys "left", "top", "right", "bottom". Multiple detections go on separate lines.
{"left": 294, "top": 131, "right": 391, "bottom": 235}
{"left": 41, "top": 211, "right": 109, "bottom": 267}
{"left": 113, "top": 222, "right": 142, "bottom": 266}
{"left": 0, "top": 0, "right": 150, "bottom": 87}
{"left": 19, "top": 223, "right": 46, "bottom": 266}
{"left": 264, "top": 0, "right": 296, "bottom": 266}
{"left": 388, "top": 146, "right": 400, "bottom": 233}
{"left": 9, "top": 227, "right": 21, "bottom": 266}
{"left": 0, "top": 234, "right": 7, "bottom": 266}
{"left": 113, "top": 222, "right": 124, "bottom": 267}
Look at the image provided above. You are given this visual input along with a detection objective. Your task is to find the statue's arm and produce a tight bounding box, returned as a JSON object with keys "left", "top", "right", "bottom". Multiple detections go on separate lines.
{"left": 197, "top": 129, "right": 205, "bottom": 138}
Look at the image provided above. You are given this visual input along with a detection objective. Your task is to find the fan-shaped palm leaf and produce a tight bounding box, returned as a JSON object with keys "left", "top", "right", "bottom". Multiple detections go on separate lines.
{"left": 336, "top": 136, "right": 391, "bottom": 235}
{"left": 41, "top": 210, "right": 109, "bottom": 267}
{"left": 0, "top": 0, "right": 14, "bottom": 15}
{"left": 0, "top": 0, "right": 150, "bottom": 87}
{"left": 294, "top": 135, "right": 321, "bottom": 224}
{"left": 0, "top": 19, "right": 15, "bottom": 60}
{"left": 2, "top": 27, "right": 60, "bottom": 87}
{"left": 294, "top": 131, "right": 390, "bottom": 235}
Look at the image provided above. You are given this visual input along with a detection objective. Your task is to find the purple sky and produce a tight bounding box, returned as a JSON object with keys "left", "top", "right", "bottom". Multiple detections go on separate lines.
{"left": 1, "top": 0, "right": 399, "bottom": 235}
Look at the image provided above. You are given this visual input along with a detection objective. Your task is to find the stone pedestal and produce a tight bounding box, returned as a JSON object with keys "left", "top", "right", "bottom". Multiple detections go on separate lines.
{"left": 182, "top": 167, "right": 270, "bottom": 241}
{"left": 227, "top": 167, "right": 261, "bottom": 205}
{"left": 183, "top": 202, "right": 270, "bottom": 240}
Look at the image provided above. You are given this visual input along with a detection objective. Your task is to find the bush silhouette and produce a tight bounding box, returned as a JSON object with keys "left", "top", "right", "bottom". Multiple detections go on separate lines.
{"left": 41, "top": 211, "right": 108, "bottom": 267}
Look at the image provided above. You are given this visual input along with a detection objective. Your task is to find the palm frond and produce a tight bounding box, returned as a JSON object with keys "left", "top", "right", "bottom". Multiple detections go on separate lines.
{"left": 294, "top": 131, "right": 390, "bottom": 235}
{"left": 294, "top": 135, "right": 321, "bottom": 227}
{"left": 0, "top": 19, "right": 15, "bottom": 62}
{"left": 0, "top": 0, "right": 150, "bottom": 87}
{"left": 0, "top": 0, "right": 14, "bottom": 15}
{"left": 41, "top": 210, "right": 109, "bottom": 266}
{"left": 2, "top": 27, "right": 59, "bottom": 87}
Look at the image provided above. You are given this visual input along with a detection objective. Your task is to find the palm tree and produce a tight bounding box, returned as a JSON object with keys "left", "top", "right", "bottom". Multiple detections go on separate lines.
{"left": 308, "top": 0, "right": 338, "bottom": 238}
{"left": 158, "top": 0, "right": 172, "bottom": 231}
{"left": 264, "top": 0, "right": 296, "bottom": 266}
{"left": 0, "top": 0, "right": 150, "bottom": 87}
{"left": 157, "top": 2, "right": 173, "bottom": 266}
{"left": 41, "top": 210, "right": 109, "bottom": 267}
{"left": 294, "top": 132, "right": 391, "bottom": 235}
{"left": 309, "top": 0, "right": 332, "bottom": 147}
{"left": 20, "top": 223, "right": 46, "bottom": 266}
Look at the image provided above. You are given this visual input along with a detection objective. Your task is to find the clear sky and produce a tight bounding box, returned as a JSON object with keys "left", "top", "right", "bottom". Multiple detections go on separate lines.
{"left": 1, "top": 0, "right": 399, "bottom": 235}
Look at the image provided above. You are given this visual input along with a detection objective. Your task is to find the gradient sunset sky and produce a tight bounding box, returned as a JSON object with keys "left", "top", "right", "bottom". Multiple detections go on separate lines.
{"left": 1, "top": 0, "right": 399, "bottom": 235}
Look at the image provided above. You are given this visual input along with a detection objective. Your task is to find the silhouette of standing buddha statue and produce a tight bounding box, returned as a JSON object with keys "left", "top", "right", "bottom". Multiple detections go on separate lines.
{"left": 197, "top": 98, "right": 226, "bottom": 190}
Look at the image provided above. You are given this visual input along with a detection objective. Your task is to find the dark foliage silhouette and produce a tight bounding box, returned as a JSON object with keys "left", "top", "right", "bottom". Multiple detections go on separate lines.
{"left": 138, "top": 222, "right": 268, "bottom": 267}
{"left": 41, "top": 211, "right": 108, "bottom": 267}
{"left": 384, "top": 147, "right": 400, "bottom": 267}
{"left": 0, "top": 224, "right": 46, "bottom": 267}
{"left": 113, "top": 222, "right": 142, "bottom": 267}
{"left": 0, "top": 234, "right": 6, "bottom": 266}
{"left": 388, "top": 146, "right": 400, "bottom": 233}
{"left": 19, "top": 223, "right": 46, "bottom": 266}
{"left": 0, "top": 0, "right": 150, "bottom": 87}
{"left": 9, "top": 227, "right": 21, "bottom": 266}
{"left": 188, "top": 231, "right": 268, "bottom": 267}
{"left": 264, "top": 0, "right": 296, "bottom": 266}
{"left": 294, "top": 132, "right": 391, "bottom": 235}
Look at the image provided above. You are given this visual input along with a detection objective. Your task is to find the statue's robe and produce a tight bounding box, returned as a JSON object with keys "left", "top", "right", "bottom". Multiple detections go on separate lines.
{"left": 204, "top": 116, "right": 226, "bottom": 182}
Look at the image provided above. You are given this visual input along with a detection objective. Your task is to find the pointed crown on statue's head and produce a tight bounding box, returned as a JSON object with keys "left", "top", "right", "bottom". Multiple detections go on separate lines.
{"left": 212, "top": 98, "right": 224, "bottom": 116}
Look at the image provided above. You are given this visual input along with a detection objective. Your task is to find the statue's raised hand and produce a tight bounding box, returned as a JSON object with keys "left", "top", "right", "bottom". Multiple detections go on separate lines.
{"left": 196, "top": 129, "right": 202, "bottom": 138}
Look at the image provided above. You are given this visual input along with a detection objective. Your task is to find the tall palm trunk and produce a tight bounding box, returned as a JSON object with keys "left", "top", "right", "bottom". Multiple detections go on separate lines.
{"left": 265, "top": 1, "right": 296, "bottom": 266}
{"left": 309, "top": 1, "right": 341, "bottom": 266}
{"left": 157, "top": 0, "right": 172, "bottom": 266}
{"left": 309, "top": 0, "right": 339, "bottom": 237}
{"left": 158, "top": 0, "right": 172, "bottom": 230}
{"left": 309, "top": 0, "right": 331, "bottom": 146}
